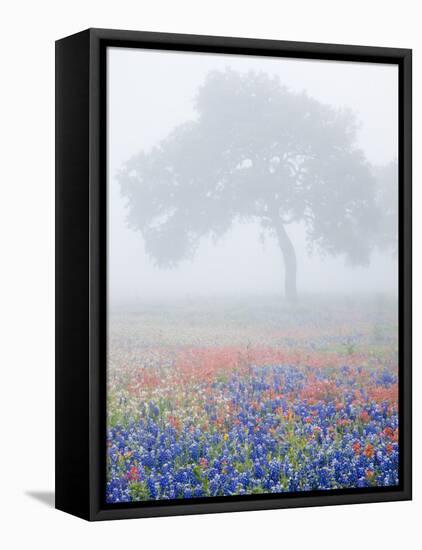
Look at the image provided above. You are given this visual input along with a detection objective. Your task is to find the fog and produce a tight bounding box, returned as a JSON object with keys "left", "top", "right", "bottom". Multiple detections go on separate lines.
{"left": 107, "top": 47, "right": 398, "bottom": 305}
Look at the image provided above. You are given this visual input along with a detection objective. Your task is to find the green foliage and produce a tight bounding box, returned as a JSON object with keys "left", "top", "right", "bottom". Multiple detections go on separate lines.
{"left": 129, "top": 481, "right": 149, "bottom": 501}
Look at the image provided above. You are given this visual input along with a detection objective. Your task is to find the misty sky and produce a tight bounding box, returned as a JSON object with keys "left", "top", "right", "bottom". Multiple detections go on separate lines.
{"left": 107, "top": 47, "right": 398, "bottom": 304}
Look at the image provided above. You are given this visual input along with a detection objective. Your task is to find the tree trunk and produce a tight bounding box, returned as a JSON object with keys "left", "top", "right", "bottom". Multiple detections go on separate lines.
{"left": 275, "top": 223, "right": 297, "bottom": 301}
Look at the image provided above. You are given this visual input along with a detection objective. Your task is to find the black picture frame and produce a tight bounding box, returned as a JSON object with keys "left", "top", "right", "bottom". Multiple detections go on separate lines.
{"left": 55, "top": 28, "right": 412, "bottom": 521}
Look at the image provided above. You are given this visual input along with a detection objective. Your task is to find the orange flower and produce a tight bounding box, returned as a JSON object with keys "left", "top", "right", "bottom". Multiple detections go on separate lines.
{"left": 386, "top": 444, "right": 393, "bottom": 455}
{"left": 383, "top": 426, "right": 394, "bottom": 438}
{"left": 352, "top": 441, "right": 361, "bottom": 455}
{"left": 365, "top": 469, "right": 375, "bottom": 481}
{"left": 285, "top": 410, "right": 294, "bottom": 422}
{"left": 364, "top": 443, "right": 374, "bottom": 458}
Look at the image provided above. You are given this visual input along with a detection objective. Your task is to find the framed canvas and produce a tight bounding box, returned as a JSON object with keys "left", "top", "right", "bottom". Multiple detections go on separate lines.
{"left": 55, "top": 28, "right": 412, "bottom": 521}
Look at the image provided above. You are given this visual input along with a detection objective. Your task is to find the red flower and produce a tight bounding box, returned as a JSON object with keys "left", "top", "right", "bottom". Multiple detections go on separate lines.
{"left": 359, "top": 411, "right": 370, "bottom": 423}
{"left": 128, "top": 466, "right": 139, "bottom": 482}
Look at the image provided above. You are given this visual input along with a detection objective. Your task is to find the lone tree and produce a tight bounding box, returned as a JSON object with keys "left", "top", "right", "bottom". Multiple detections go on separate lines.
{"left": 118, "top": 69, "right": 380, "bottom": 301}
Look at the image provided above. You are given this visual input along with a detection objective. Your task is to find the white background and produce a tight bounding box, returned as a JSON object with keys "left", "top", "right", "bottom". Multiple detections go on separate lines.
{"left": 108, "top": 49, "right": 398, "bottom": 301}
{"left": 0, "top": 1, "right": 418, "bottom": 549}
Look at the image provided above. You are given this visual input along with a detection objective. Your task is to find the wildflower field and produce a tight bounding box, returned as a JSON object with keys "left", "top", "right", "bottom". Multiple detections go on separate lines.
{"left": 106, "top": 295, "right": 399, "bottom": 503}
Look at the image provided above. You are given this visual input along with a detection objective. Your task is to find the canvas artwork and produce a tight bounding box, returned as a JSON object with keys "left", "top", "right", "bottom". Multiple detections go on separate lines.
{"left": 105, "top": 48, "right": 399, "bottom": 504}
